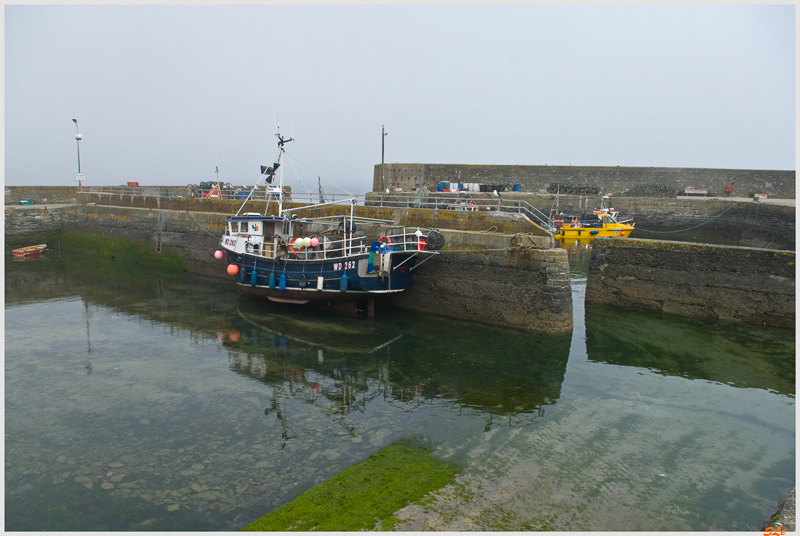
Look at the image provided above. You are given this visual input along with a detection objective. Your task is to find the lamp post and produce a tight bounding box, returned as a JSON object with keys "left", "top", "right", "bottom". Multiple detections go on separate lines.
{"left": 381, "top": 125, "right": 388, "bottom": 192}
{"left": 72, "top": 118, "right": 83, "bottom": 191}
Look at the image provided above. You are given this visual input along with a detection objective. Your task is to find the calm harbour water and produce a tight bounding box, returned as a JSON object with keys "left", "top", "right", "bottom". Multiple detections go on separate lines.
{"left": 5, "top": 244, "right": 795, "bottom": 531}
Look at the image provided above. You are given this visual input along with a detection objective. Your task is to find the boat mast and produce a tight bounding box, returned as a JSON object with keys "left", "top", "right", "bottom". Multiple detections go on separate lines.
{"left": 275, "top": 129, "right": 293, "bottom": 217}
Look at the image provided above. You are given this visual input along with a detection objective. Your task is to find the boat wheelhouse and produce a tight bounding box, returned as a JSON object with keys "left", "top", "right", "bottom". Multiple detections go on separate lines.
{"left": 217, "top": 131, "right": 444, "bottom": 313}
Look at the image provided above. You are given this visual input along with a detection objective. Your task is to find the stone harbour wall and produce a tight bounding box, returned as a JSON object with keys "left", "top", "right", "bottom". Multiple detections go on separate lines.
{"left": 53, "top": 204, "right": 572, "bottom": 334}
{"left": 385, "top": 243, "right": 573, "bottom": 334}
{"left": 5, "top": 186, "right": 80, "bottom": 205}
{"left": 374, "top": 164, "right": 796, "bottom": 198}
{"left": 367, "top": 191, "right": 795, "bottom": 249}
{"left": 586, "top": 238, "right": 795, "bottom": 329}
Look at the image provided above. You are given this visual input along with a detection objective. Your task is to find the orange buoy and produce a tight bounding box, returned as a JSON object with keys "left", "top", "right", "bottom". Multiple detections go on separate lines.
{"left": 227, "top": 264, "right": 239, "bottom": 276}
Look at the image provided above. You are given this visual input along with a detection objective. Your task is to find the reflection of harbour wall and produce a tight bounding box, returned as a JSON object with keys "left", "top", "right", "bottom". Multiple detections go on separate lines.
{"left": 55, "top": 203, "right": 572, "bottom": 333}
{"left": 584, "top": 303, "right": 796, "bottom": 396}
{"left": 586, "top": 238, "right": 795, "bottom": 328}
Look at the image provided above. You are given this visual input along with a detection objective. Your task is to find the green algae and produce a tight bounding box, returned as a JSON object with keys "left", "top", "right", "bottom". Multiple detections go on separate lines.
{"left": 240, "top": 440, "right": 458, "bottom": 532}
{"left": 59, "top": 229, "right": 186, "bottom": 271}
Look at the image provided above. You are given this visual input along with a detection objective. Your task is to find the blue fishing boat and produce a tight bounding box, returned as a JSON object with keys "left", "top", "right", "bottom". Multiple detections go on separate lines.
{"left": 216, "top": 131, "right": 444, "bottom": 312}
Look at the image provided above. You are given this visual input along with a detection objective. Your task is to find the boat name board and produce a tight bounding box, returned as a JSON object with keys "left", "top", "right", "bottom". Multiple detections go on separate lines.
{"left": 334, "top": 260, "right": 357, "bottom": 271}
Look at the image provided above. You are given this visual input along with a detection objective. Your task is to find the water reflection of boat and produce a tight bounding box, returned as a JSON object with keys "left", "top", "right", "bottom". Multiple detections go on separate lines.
{"left": 234, "top": 302, "right": 403, "bottom": 355}
{"left": 216, "top": 130, "right": 445, "bottom": 313}
{"left": 223, "top": 305, "right": 571, "bottom": 423}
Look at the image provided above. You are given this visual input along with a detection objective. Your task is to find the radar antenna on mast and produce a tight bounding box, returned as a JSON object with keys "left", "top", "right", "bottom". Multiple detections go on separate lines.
{"left": 275, "top": 124, "right": 293, "bottom": 148}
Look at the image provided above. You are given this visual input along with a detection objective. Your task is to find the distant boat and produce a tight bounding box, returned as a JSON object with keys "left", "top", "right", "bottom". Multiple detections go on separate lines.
{"left": 12, "top": 244, "right": 47, "bottom": 257}
{"left": 216, "top": 129, "right": 444, "bottom": 312}
{"left": 555, "top": 196, "right": 634, "bottom": 240}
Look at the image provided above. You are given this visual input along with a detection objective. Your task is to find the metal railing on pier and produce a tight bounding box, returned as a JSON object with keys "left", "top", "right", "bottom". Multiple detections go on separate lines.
{"left": 82, "top": 186, "right": 558, "bottom": 233}
{"left": 364, "top": 192, "right": 557, "bottom": 232}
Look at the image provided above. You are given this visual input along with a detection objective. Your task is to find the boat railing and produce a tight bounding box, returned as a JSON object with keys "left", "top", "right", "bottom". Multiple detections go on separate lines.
{"left": 285, "top": 229, "right": 369, "bottom": 260}
{"left": 382, "top": 226, "right": 433, "bottom": 252}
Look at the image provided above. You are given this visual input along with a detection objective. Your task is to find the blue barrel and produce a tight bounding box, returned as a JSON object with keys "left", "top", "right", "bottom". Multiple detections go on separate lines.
{"left": 513, "top": 184, "right": 520, "bottom": 192}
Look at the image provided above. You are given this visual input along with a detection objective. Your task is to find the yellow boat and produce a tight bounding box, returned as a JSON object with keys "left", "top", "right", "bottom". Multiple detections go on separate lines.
{"left": 555, "top": 212, "right": 635, "bottom": 240}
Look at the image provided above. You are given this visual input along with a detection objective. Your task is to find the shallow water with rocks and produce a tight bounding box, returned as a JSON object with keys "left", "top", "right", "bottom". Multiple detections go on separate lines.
{"left": 5, "top": 244, "right": 795, "bottom": 531}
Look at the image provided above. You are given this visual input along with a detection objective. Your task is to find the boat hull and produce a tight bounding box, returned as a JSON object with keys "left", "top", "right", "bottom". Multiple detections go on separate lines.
{"left": 556, "top": 225, "right": 633, "bottom": 239}
{"left": 221, "top": 248, "right": 419, "bottom": 305}
{"left": 12, "top": 244, "right": 47, "bottom": 257}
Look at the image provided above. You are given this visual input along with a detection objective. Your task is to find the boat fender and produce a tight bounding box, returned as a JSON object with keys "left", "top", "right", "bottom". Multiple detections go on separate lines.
{"left": 317, "top": 275, "right": 324, "bottom": 291}
{"left": 279, "top": 273, "right": 286, "bottom": 292}
{"left": 589, "top": 230, "right": 599, "bottom": 236}
{"left": 269, "top": 272, "right": 276, "bottom": 290}
{"left": 251, "top": 269, "right": 258, "bottom": 287}
{"left": 239, "top": 267, "right": 248, "bottom": 283}
{"left": 226, "top": 264, "right": 239, "bottom": 276}
{"left": 298, "top": 274, "right": 307, "bottom": 287}
{"left": 367, "top": 251, "right": 374, "bottom": 272}
{"left": 339, "top": 273, "right": 348, "bottom": 293}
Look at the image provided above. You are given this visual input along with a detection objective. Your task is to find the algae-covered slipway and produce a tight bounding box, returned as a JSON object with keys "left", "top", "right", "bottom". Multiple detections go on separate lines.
{"left": 241, "top": 441, "right": 458, "bottom": 531}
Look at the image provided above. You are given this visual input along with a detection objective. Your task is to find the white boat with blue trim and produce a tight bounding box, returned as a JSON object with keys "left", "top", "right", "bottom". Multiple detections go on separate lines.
{"left": 216, "top": 131, "right": 444, "bottom": 312}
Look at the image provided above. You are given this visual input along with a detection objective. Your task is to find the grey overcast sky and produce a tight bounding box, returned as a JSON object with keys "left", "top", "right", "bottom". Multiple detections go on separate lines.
{"left": 4, "top": 4, "right": 796, "bottom": 194}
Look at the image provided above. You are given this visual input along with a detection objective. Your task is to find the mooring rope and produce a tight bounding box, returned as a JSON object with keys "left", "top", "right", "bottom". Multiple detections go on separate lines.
{"left": 186, "top": 210, "right": 222, "bottom": 239}
{"left": 633, "top": 202, "right": 741, "bottom": 234}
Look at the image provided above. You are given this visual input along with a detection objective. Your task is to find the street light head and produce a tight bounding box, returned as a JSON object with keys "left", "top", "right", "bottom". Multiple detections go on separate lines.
{"left": 72, "top": 118, "right": 77, "bottom": 123}
{"left": 75, "top": 134, "right": 82, "bottom": 140}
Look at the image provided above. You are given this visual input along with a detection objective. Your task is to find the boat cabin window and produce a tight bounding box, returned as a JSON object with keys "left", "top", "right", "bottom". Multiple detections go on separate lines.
{"left": 606, "top": 215, "right": 618, "bottom": 223}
